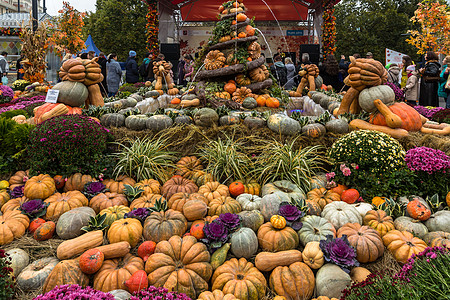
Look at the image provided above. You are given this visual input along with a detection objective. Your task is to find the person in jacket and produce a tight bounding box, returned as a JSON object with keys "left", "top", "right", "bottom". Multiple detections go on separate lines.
{"left": 125, "top": 50, "right": 139, "bottom": 84}
{"left": 401, "top": 55, "right": 413, "bottom": 88}
{"left": 97, "top": 52, "right": 108, "bottom": 96}
{"left": 183, "top": 55, "right": 194, "bottom": 82}
{"left": 106, "top": 53, "right": 122, "bottom": 97}
{"left": 271, "top": 55, "right": 287, "bottom": 87}
{"left": 177, "top": 55, "right": 186, "bottom": 86}
{"left": 419, "top": 51, "right": 441, "bottom": 107}
{"left": 387, "top": 63, "right": 401, "bottom": 87}
{"left": 284, "top": 57, "right": 296, "bottom": 90}
{"left": 403, "top": 65, "right": 419, "bottom": 106}
{"left": 0, "top": 52, "right": 9, "bottom": 82}
{"left": 16, "top": 52, "right": 25, "bottom": 80}
{"left": 319, "top": 54, "right": 341, "bottom": 91}
{"left": 441, "top": 56, "right": 450, "bottom": 108}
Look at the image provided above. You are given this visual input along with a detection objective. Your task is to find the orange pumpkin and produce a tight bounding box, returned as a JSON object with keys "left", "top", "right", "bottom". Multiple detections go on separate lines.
{"left": 175, "top": 156, "right": 203, "bottom": 180}
{"left": 406, "top": 200, "right": 431, "bottom": 221}
{"left": 369, "top": 102, "right": 422, "bottom": 131}
{"left": 130, "top": 194, "right": 165, "bottom": 210}
{"left": 208, "top": 196, "right": 242, "bottom": 216}
{"left": 245, "top": 25, "right": 255, "bottom": 36}
{"left": 224, "top": 82, "right": 237, "bottom": 94}
{"left": 108, "top": 218, "right": 143, "bottom": 248}
{"left": 90, "top": 192, "right": 128, "bottom": 214}
{"left": 135, "top": 179, "right": 161, "bottom": 196}
{"left": 9, "top": 170, "right": 30, "bottom": 190}
{"left": 341, "top": 189, "right": 360, "bottom": 204}
{"left": 103, "top": 175, "right": 136, "bottom": 193}
{"left": 168, "top": 192, "right": 208, "bottom": 212}
{"left": 143, "top": 209, "right": 188, "bottom": 243}
{"left": 198, "top": 181, "right": 229, "bottom": 201}
{"left": 161, "top": 175, "right": 198, "bottom": 200}
{"left": 256, "top": 95, "right": 267, "bottom": 107}
{"left": 265, "top": 97, "right": 280, "bottom": 108}
{"left": 171, "top": 98, "right": 181, "bottom": 104}
{"left": 44, "top": 191, "right": 89, "bottom": 221}
{"left": 229, "top": 181, "right": 245, "bottom": 197}
{"left": 183, "top": 199, "right": 208, "bottom": 221}
{"left": 29, "top": 218, "right": 46, "bottom": 234}
{"left": 137, "top": 241, "right": 156, "bottom": 262}
{"left": 237, "top": 32, "right": 247, "bottom": 38}
{"left": 257, "top": 222, "right": 299, "bottom": 252}
{"left": 79, "top": 248, "right": 104, "bottom": 274}
{"left": 33, "top": 221, "right": 56, "bottom": 241}
{"left": 382, "top": 230, "right": 427, "bottom": 264}
{"left": 24, "top": 174, "right": 56, "bottom": 200}
{"left": 125, "top": 270, "right": 148, "bottom": 293}
{"left": 329, "top": 184, "right": 347, "bottom": 196}
{"left": 43, "top": 258, "right": 89, "bottom": 293}
{"left": 0, "top": 210, "right": 30, "bottom": 245}
{"left": 363, "top": 210, "right": 395, "bottom": 237}
{"left": 307, "top": 188, "right": 341, "bottom": 209}
{"left": 190, "top": 221, "right": 205, "bottom": 239}
{"left": 64, "top": 173, "right": 95, "bottom": 192}
{"left": 269, "top": 262, "right": 315, "bottom": 300}
{"left": 236, "top": 13, "right": 247, "bottom": 22}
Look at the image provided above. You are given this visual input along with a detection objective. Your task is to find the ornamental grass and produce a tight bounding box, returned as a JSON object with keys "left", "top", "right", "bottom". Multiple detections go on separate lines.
{"left": 112, "top": 136, "right": 177, "bottom": 182}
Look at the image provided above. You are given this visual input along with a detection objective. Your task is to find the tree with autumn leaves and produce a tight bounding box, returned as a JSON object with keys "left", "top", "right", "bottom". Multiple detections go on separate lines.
{"left": 407, "top": 0, "right": 450, "bottom": 55}
{"left": 49, "top": 1, "right": 86, "bottom": 56}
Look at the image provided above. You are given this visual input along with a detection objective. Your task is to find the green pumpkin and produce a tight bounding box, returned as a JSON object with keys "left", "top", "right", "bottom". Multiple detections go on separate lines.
{"left": 51, "top": 81, "right": 88, "bottom": 107}
{"left": 125, "top": 114, "right": 148, "bottom": 130}
{"left": 242, "top": 97, "right": 257, "bottom": 109}
{"left": 325, "top": 119, "right": 349, "bottom": 134}
{"left": 174, "top": 115, "right": 193, "bottom": 125}
{"left": 358, "top": 85, "right": 395, "bottom": 113}
{"left": 146, "top": 115, "right": 173, "bottom": 131}
{"left": 243, "top": 116, "right": 266, "bottom": 129}
{"left": 219, "top": 115, "right": 240, "bottom": 126}
{"left": 301, "top": 123, "right": 326, "bottom": 138}
{"left": 267, "top": 114, "right": 301, "bottom": 135}
{"left": 194, "top": 108, "right": 219, "bottom": 127}
{"left": 181, "top": 94, "right": 197, "bottom": 101}
{"left": 56, "top": 207, "right": 96, "bottom": 240}
{"left": 145, "top": 90, "right": 161, "bottom": 99}
{"left": 100, "top": 113, "right": 125, "bottom": 127}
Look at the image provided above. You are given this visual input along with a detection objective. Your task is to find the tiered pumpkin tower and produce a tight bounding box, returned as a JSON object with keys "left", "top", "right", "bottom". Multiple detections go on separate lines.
{"left": 195, "top": 0, "right": 272, "bottom": 108}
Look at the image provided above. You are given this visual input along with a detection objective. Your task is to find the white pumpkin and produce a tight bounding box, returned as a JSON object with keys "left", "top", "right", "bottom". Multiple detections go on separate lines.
{"left": 136, "top": 98, "right": 160, "bottom": 113}
{"left": 109, "top": 289, "right": 132, "bottom": 300}
{"left": 321, "top": 201, "right": 362, "bottom": 229}
{"left": 394, "top": 216, "right": 428, "bottom": 238}
{"left": 260, "top": 192, "right": 291, "bottom": 222}
{"left": 236, "top": 193, "right": 262, "bottom": 211}
{"left": 230, "top": 227, "right": 258, "bottom": 259}
{"left": 425, "top": 211, "right": 450, "bottom": 232}
{"left": 351, "top": 202, "right": 374, "bottom": 217}
{"left": 298, "top": 215, "right": 336, "bottom": 246}
{"left": 315, "top": 263, "right": 351, "bottom": 298}
{"left": 16, "top": 257, "right": 59, "bottom": 291}
{"left": 6, "top": 248, "right": 29, "bottom": 276}
{"left": 261, "top": 180, "right": 305, "bottom": 201}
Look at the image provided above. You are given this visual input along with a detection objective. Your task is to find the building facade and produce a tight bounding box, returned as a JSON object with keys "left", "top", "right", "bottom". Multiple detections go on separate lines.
{"left": 0, "top": 0, "right": 43, "bottom": 14}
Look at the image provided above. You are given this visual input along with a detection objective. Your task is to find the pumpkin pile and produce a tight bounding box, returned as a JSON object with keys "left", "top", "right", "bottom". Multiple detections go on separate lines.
{"left": 289, "top": 64, "right": 320, "bottom": 97}
{"left": 2, "top": 153, "right": 450, "bottom": 299}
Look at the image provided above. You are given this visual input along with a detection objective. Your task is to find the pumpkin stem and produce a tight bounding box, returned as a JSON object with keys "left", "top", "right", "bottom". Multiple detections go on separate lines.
{"left": 237, "top": 274, "right": 244, "bottom": 280}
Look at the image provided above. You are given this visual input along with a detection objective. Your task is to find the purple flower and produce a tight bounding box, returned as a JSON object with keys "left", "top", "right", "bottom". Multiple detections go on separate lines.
{"left": 279, "top": 202, "right": 304, "bottom": 222}
{"left": 405, "top": 147, "right": 450, "bottom": 174}
{"left": 203, "top": 220, "right": 229, "bottom": 248}
{"left": 320, "top": 235, "right": 359, "bottom": 272}
{"left": 125, "top": 207, "right": 151, "bottom": 224}
{"left": 218, "top": 213, "right": 241, "bottom": 231}
{"left": 342, "top": 167, "right": 351, "bottom": 176}
{"left": 9, "top": 185, "right": 24, "bottom": 199}
{"left": 414, "top": 105, "right": 445, "bottom": 118}
{"left": 326, "top": 172, "right": 335, "bottom": 181}
{"left": 130, "top": 286, "right": 191, "bottom": 300}
{"left": 34, "top": 284, "right": 115, "bottom": 299}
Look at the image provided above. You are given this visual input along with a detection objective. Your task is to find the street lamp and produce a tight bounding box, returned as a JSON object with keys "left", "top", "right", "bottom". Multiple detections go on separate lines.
{"left": 32, "top": 0, "right": 38, "bottom": 31}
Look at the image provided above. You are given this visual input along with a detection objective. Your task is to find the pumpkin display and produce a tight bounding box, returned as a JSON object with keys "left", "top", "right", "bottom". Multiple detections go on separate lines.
{"left": 33, "top": 221, "right": 56, "bottom": 241}
{"left": 406, "top": 199, "right": 431, "bottom": 221}
{"left": 1, "top": 196, "right": 29, "bottom": 213}
{"left": 425, "top": 211, "right": 450, "bottom": 232}
{"left": 135, "top": 179, "right": 161, "bottom": 195}
{"left": 80, "top": 248, "right": 104, "bottom": 274}
{"left": 205, "top": 50, "right": 226, "bottom": 70}
{"left": 182, "top": 199, "right": 208, "bottom": 221}
{"left": 298, "top": 215, "right": 336, "bottom": 246}
{"left": 100, "top": 205, "right": 131, "bottom": 227}
{"left": 43, "top": 258, "right": 89, "bottom": 293}
{"left": 146, "top": 235, "right": 213, "bottom": 299}
{"left": 198, "top": 290, "right": 238, "bottom": 300}
{"left": 23, "top": 174, "right": 56, "bottom": 200}
{"left": 44, "top": 191, "right": 89, "bottom": 221}
{"left": 130, "top": 193, "right": 165, "bottom": 210}
{"left": 199, "top": 181, "right": 230, "bottom": 201}
{"left": 103, "top": 175, "right": 136, "bottom": 194}
{"left": 270, "top": 215, "right": 287, "bottom": 229}
{"left": 394, "top": 216, "right": 428, "bottom": 239}
{"left": 321, "top": 201, "right": 362, "bottom": 229}
{"left": 249, "top": 66, "right": 269, "bottom": 82}
{"left": 64, "top": 173, "right": 95, "bottom": 192}
{"left": 315, "top": 264, "right": 351, "bottom": 299}
{"left": 269, "top": 262, "right": 315, "bottom": 300}
{"left": 168, "top": 192, "right": 208, "bottom": 212}
{"left": 0, "top": 210, "right": 30, "bottom": 245}
{"left": 236, "top": 193, "right": 261, "bottom": 211}
{"left": 369, "top": 102, "right": 423, "bottom": 131}
{"left": 176, "top": 156, "right": 203, "bottom": 180}
{"left": 6, "top": 248, "right": 29, "bottom": 276}
{"left": 161, "top": 175, "right": 198, "bottom": 199}
{"left": 208, "top": 196, "right": 242, "bottom": 216}
{"left": 230, "top": 227, "right": 258, "bottom": 259}
{"left": 9, "top": 170, "right": 29, "bottom": 190}
{"left": 302, "top": 241, "right": 324, "bottom": 269}
{"left": 143, "top": 209, "right": 188, "bottom": 243}
{"left": 307, "top": 188, "right": 340, "bottom": 209}
{"left": 261, "top": 180, "right": 305, "bottom": 201}
{"left": 382, "top": 230, "right": 428, "bottom": 264}
{"left": 238, "top": 210, "right": 264, "bottom": 232}
{"left": 422, "top": 231, "right": 450, "bottom": 248}
{"left": 89, "top": 192, "right": 128, "bottom": 214}
{"left": 56, "top": 230, "right": 104, "bottom": 260}
{"left": 16, "top": 257, "right": 59, "bottom": 291}
{"left": 94, "top": 254, "right": 145, "bottom": 292}
{"left": 56, "top": 206, "right": 96, "bottom": 239}
{"left": 257, "top": 222, "right": 299, "bottom": 252}
{"left": 212, "top": 257, "right": 266, "bottom": 300}
{"left": 254, "top": 250, "right": 303, "bottom": 272}
{"left": 363, "top": 210, "right": 394, "bottom": 237}
{"left": 337, "top": 223, "right": 384, "bottom": 263}
{"left": 108, "top": 218, "right": 143, "bottom": 248}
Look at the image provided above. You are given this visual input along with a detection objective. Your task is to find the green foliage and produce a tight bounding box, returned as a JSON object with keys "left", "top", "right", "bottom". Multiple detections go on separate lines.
{"left": 84, "top": 0, "right": 148, "bottom": 62}
{"left": 431, "top": 108, "right": 450, "bottom": 124}
{"left": 335, "top": 0, "right": 421, "bottom": 61}
{"left": 148, "top": 197, "right": 168, "bottom": 213}
{"left": 0, "top": 109, "right": 28, "bottom": 119}
{"left": 211, "top": 18, "right": 233, "bottom": 44}
{"left": 81, "top": 214, "right": 108, "bottom": 232}
{"left": 123, "top": 184, "right": 144, "bottom": 202}
{"left": 27, "top": 115, "right": 114, "bottom": 177}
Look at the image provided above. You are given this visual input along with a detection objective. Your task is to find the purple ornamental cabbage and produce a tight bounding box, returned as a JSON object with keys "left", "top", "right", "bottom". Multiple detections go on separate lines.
{"left": 10, "top": 185, "right": 24, "bottom": 199}
{"left": 218, "top": 213, "right": 241, "bottom": 231}
{"left": 20, "top": 199, "right": 48, "bottom": 219}
{"left": 279, "top": 202, "right": 305, "bottom": 230}
{"left": 84, "top": 181, "right": 107, "bottom": 198}
{"left": 125, "top": 207, "right": 151, "bottom": 224}
{"left": 202, "top": 220, "right": 229, "bottom": 248}
{"left": 319, "top": 235, "right": 359, "bottom": 272}
{"left": 34, "top": 284, "right": 115, "bottom": 300}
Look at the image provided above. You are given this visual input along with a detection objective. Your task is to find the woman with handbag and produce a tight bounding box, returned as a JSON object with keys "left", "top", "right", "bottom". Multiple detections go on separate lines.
{"left": 419, "top": 51, "right": 441, "bottom": 107}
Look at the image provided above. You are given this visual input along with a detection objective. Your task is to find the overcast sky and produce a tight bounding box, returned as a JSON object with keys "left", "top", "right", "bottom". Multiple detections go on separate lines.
{"left": 47, "top": 0, "right": 97, "bottom": 16}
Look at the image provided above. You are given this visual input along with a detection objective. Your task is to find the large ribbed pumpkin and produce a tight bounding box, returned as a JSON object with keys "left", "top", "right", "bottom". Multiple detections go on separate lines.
{"left": 44, "top": 191, "right": 89, "bottom": 221}
{"left": 24, "top": 174, "right": 56, "bottom": 200}
{"left": 230, "top": 227, "right": 258, "bottom": 259}
{"left": 212, "top": 258, "right": 266, "bottom": 300}
{"left": 337, "top": 223, "right": 384, "bottom": 263}
{"left": 108, "top": 218, "right": 143, "bottom": 247}
{"left": 51, "top": 81, "right": 89, "bottom": 107}
{"left": 161, "top": 175, "right": 198, "bottom": 199}
{"left": 99, "top": 205, "right": 131, "bottom": 227}
{"left": 143, "top": 209, "right": 188, "bottom": 242}
{"left": 16, "top": 257, "right": 59, "bottom": 291}
{"left": 0, "top": 210, "right": 30, "bottom": 245}
{"left": 43, "top": 258, "right": 89, "bottom": 293}
{"left": 130, "top": 194, "right": 165, "bottom": 210}
{"left": 382, "top": 230, "right": 427, "bottom": 264}
{"left": 168, "top": 192, "right": 208, "bottom": 212}
{"left": 64, "top": 173, "right": 94, "bottom": 192}
{"left": 146, "top": 235, "right": 213, "bottom": 299}
{"left": 358, "top": 85, "right": 395, "bottom": 113}
{"left": 103, "top": 176, "right": 136, "bottom": 194}
{"left": 208, "top": 196, "right": 242, "bottom": 216}
{"left": 363, "top": 209, "right": 394, "bottom": 237}
{"left": 369, "top": 102, "right": 422, "bottom": 131}
{"left": 90, "top": 192, "right": 128, "bottom": 214}
{"left": 269, "top": 262, "right": 315, "bottom": 300}
{"left": 257, "top": 222, "right": 299, "bottom": 252}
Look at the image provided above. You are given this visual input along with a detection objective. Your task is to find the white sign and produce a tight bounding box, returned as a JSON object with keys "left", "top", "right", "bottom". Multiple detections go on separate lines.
{"left": 45, "top": 90, "right": 59, "bottom": 103}
{"left": 386, "top": 48, "right": 407, "bottom": 69}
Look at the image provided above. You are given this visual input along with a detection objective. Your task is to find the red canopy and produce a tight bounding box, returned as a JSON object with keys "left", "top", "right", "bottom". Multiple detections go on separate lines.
{"left": 174, "top": 0, "right": 310, "bottom": 22}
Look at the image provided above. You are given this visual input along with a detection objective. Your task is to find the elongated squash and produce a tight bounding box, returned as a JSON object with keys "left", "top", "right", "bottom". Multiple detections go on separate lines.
{"left": 349, "top": 119, "right": 409, "bottom": 139}
{"left": 420, "top": 126, "right": 450, "bottom": 136}
{"left": 56, "top": 230, "right": 104, "bottom": 260}
{"left": 95, "top": 241, "right": 131, "bottom": 259}
{"left": 88, "top": 84, "right": 104, "bottom": 107}
{"left": 373, "top": 99, "right": 403, "bottom": 128}
{"left": 336, "top": 87, "right": 360, "bottom": 115}
{"left": 255, "top": 250, "right": 303, "bottom": 272}
{"left": 180, "top": 99, "right": 200, "bottom": 107}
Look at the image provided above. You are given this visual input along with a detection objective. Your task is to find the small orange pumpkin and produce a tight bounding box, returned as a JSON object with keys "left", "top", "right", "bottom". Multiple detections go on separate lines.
{"left": 171, "top": 98, "right": 181, "bottom": 105}
{"left": 137, "top": 241, "right": 156, "bottom": 262}
{"left": 270, "top": 215, "right": 287, "bottom": 229}
{"left": 53, "top": 175, "right": 65, "bottom": 190}
{"left": 125, "top": 270, "right": 148, "bottom": 293}
{"left": 266, "top": 97, "right": 280, "bottom": 108}
{"left": 406, "top": 200, "right": 431, "bottom": 221}
{"left": 190, "top": 221, "right": 205, "bottom": 239}
{"left": 245, "top": 25, "right": 255, "bottom": 36}
{"left": 236, "top": 13, "right": 247, "bottom": 22}
{"left": 256, "top": 95, "right": 267, "bottom": 107}
{"left": 224, "top": 82, "right": 237, "bottom": 94}
{"left": 229, "top": 182, "right": 245, "bottom": 197}
{"left": 29, "top": 218, "right": 46, "bottom": 234}
{"left": 33, "top": 221, "right": 56, "bottom": 241}
{"left": 80, "top": 248, "right": 104, "bottom": 274}
{"left": 238, "top": 32, "right": 247, "bottom": 38}
{"left": 341, "top": 189, "right": 360, "bottom": 204}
